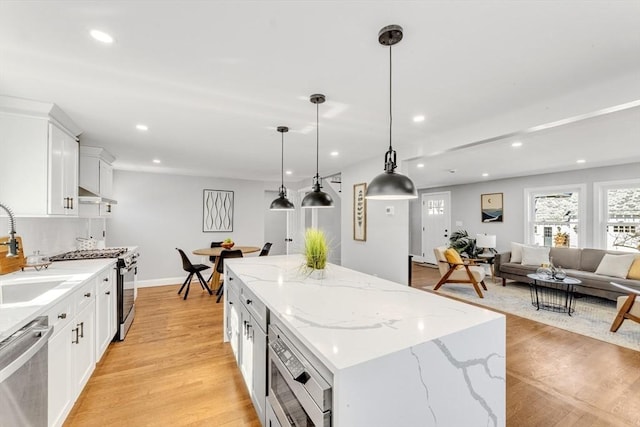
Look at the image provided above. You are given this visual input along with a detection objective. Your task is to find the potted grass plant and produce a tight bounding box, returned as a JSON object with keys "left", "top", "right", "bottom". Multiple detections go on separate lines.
{"left": 304, "top": 228, "right": 328, "bottom": 277}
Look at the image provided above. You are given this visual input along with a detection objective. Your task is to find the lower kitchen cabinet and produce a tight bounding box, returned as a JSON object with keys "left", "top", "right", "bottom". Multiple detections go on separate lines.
{"left": 73, "top": 298, "right": 96, "bottom": 393}
{"left": 225, "top": 270, "right": 268, "bottom": 424}
{"left": 95, "top": 267, "right": 116, "bottom": 359}
{"left": 47, "top": 296, "right": 75, "bottom": 427}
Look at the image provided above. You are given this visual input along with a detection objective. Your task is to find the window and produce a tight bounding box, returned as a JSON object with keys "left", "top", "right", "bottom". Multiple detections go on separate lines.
{"left": 595, "top": 180, "right": 640, "bottom": 252}
{"left": 525, "top": 185, "right": 586, "bottom": 248}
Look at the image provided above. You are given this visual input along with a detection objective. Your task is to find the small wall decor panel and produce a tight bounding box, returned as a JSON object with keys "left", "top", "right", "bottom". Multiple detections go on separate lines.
{"left": 353, "top": 183, "right": 367, "bottom": 241}
{"left": 203, "top": 189, "right": 234, "bottom": 232}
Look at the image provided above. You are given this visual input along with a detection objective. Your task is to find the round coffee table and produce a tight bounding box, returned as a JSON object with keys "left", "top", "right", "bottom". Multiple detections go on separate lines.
{"left": 526, "top": 273, "right": 582, "bottom": 316}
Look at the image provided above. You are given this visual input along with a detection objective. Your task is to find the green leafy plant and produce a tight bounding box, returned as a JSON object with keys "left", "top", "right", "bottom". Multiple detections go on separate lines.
{"left": 448, "top": 229, "right": 479, "bottom": 258}
{"left": 304, "top": 228, "right": 328, "bottom": 270}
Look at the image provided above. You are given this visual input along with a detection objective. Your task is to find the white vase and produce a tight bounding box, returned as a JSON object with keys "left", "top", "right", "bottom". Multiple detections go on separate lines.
{"left": 309, "top": 268, "right": 326, "bottom": 280}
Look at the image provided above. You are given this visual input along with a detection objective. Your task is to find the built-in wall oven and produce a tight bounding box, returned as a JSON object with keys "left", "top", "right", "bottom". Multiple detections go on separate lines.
{"left": 267, "top": 321, "right": 332, "bottom": 427}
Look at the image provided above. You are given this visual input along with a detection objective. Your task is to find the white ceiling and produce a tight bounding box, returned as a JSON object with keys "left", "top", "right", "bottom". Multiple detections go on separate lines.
{"left": 1, "top": 1, "right": 639, "bottom": 189}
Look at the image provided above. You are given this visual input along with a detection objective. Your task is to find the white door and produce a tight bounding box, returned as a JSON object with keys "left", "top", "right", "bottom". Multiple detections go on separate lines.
{"left": 264, "top": 190, "right": 287, "bottom": 255}
{"left": 421, "top": 192, "right": 451, "bottom": 264}
{"left": 286, "top": 189, "right": 311, "bottom": 254}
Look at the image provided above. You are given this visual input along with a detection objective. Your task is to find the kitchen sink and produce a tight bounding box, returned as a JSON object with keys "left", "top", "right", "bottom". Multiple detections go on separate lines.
{"left": 0, "top": 281, "right": 66, "bottom": 305}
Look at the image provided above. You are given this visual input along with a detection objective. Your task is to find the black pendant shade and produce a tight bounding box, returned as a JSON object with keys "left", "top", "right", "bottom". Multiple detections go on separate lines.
{"left": 366, "top": 24, "right": 418, "bottom": 200}
{"left": 301, "top": 94, "right": 334, "bottom": 209}
{"left": 269, "top": 126, "right": 295, "bottom": 211}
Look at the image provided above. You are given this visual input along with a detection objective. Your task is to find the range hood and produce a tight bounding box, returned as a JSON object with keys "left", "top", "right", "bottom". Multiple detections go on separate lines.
{"left": 78, "top": 186, "right": 118, "bottom": 205}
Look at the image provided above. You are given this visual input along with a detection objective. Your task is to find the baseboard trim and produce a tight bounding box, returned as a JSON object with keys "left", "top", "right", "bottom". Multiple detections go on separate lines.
{"left": 137, "top": 277, "right": 189, "bottom": 288}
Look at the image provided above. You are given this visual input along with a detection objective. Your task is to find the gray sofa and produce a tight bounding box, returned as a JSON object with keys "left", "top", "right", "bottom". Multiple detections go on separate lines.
{"left": 494, "top": 247, "right": 640, "bottom": 301}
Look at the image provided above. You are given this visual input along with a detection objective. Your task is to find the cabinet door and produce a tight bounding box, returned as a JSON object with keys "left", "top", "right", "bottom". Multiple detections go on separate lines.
{"left": 48, "top": 321, "right": 74, "bottom": 427}
{"left": 96, "top": 270, "right": 116, "bottom": 359}
{"left": 240, "top": 305, "right": 254, "bottom": 392}
{"left": 252, "top": 324, "right": 267, "bottom": 425}
{"left": 226, "top": 285, "right": 241, "bottom": 362}
{"left": 48, "top": 123, "right": 78, "bottom": 215}
{"left": 73, "top": 301, "right": 96, "bottom": 396}
{"left": 99, "top": 159, "right": 113, "bottom": 198}
{"left": 48, "top": 123, "right": 66, "bottom": 215}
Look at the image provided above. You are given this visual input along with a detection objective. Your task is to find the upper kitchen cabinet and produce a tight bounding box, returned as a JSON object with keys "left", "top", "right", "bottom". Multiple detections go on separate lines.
{"left": 0, "top": 95, "right": 82, "bottom": 217}
{"left": 79, "top": 146, "right": 117, "bottom": 218}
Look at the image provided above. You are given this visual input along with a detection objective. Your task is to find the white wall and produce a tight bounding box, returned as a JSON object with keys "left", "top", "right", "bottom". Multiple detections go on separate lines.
{"left": 409, "top": 162, "right": 640, "bottom": 255}
{"left": 341, "top": 157, "right": 410, "bottom": 285}
{"left": 108, "top": 170, "right": 267, "bottom": 285}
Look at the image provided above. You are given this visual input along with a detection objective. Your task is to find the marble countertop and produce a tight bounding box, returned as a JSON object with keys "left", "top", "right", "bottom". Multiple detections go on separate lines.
{"left": 225, "top": 254, "right": 505, "bottom": 372}
{"left": 0, "top": 258, "right": 116, "bottom": 340}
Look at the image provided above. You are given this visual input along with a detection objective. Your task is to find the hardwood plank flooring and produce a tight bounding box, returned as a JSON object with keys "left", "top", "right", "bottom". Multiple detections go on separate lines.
{"left": 65, "top": 265, "right": 640, "bottom": 426}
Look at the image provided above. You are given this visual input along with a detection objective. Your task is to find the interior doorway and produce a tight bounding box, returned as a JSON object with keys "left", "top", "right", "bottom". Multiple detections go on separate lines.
{"left": 264, "top": 191, "right": 287, "bottom": 255}
{"left": 421, "top": 191, "right": 452, "bottom": 265}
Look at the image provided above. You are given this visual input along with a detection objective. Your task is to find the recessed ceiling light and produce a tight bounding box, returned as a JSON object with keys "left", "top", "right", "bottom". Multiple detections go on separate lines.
{"left": 152, "top": 159, "right": 161, "bottom": 164}
{"left": 330, "top": 151, "right": 339, "bottom": 157}
{"left": 511, "top": 141, "right": 523, "bottom": 147}
{"left": 136, "top": 124, "right": 148, "bottom": 131}
{"left": 90, "top": 29, "right": 114, "bottom": 44}
{"left": 417, "top": 163, "right": 424, "bottom": 168}
{"left": 482, "top": 173, "right": 489, "bottom": 177}
{"left": 285, "top": 170, "right": 292, "bottom": 175}
{"left": 413, "top": 115, "right": 425, "bottom": 123}
{"left": 576, "top": 159, "right": 586, "bottom": 164}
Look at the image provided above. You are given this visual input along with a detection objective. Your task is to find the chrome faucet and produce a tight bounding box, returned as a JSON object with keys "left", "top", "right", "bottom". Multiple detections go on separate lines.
{"left": 0, "top": 202, "right": 19, "bottom": 257}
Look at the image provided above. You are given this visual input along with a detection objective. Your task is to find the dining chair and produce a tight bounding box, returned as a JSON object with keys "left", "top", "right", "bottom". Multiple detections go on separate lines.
{"left": 610, "top": 282, "right": 640, "bottom": 332}
{"left": 214, "top": 249, "right": 243, "bottom": 303}
{"left": 176, "top": 248, "right": 212, "bottom": 300}
{"left": 206, "top": 241, "right": 223, "bottom": 282}
{"left": 259, "top": 242, "right": 272, "bottom": 256}
{"left": 433, "top": 246, "right": 487, "bottom": 298}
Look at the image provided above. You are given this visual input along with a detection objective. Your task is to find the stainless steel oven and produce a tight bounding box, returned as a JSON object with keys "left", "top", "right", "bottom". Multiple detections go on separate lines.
{"left": 267, "top": 322, "right": 332, "bottom": 427}
{"left": 116, "top": 252, "right": 137, "bottom": 341}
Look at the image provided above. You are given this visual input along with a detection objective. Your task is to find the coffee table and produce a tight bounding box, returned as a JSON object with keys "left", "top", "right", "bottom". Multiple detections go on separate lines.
{"left": 526, "top": 273, "right": 582, "bottom": 316}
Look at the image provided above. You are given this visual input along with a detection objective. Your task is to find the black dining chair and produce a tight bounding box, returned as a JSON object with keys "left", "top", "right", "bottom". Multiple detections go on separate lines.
{"left": 214, "top": 249, "right": 243, "bottom": 303}
{"left": 176, "top": 248, "right": 213, "bottom": 300}
{"left": 259, "top": 242, "right": 272, "bottom": 256}
{"left": 206, "top": 241, "right": 224, "bottom": 282}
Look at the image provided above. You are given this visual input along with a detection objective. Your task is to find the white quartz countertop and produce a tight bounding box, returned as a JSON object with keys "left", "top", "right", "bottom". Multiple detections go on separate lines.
{"left": 226, "top": 254, "right": 505, "bottom": 372}
{"left": 0, "top": 258, "right": 116, "bottom": 340}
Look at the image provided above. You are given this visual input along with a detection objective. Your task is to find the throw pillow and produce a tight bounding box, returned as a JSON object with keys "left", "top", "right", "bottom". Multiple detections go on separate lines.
{"left": 628, "top": 257, "right": 640, "bottom": 280}
{"left": 510, "top": 242, "right": 526, "bottom": 263}
{"left": 595, "top": 254, "right": 636, "bottom": 279}
{"left": 521, "top": 246, "right": 550, "bottom": 267}
{"left": 444, "top": 248, "right": 463, "bottom": 269}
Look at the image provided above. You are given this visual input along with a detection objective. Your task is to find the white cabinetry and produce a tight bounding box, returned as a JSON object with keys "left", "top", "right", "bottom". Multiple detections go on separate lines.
{"left": 79, "top": 146, "right": 116, "bottom": 218}
{"left": 0, "top": 96, "right": 82, "bottom": 216}
{"left": 46, "top": 263, "right": 116, "bottom": 427}
{"left": 95, "top": 266, "right": 116, "bottom": 358}
{"left": 225, "top": 270, "right": 268, "bottom": 425}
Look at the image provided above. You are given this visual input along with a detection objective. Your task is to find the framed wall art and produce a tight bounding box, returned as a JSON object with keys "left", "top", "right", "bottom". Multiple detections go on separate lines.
{"left": 203, "top": 189, "right": 234, "bottom": 232}
{"left": 481, "top": 192, "right": 503, "bottom": 223}
{"left": 353, "top": 183, "right": 367, "bottom": 241}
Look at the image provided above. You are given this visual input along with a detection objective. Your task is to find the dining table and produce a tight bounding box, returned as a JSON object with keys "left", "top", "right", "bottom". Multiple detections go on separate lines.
{"left": 192, "top": 245, "right": 261, "bottom": 287}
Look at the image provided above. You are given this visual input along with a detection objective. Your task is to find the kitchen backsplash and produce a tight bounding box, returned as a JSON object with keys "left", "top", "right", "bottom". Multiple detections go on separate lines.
{"left": 0, "top": 217, "right": 106, "bottom": 257}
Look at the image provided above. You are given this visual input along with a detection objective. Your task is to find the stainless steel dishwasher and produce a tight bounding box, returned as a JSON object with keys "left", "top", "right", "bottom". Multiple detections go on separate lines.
{"left": 0, "top": 316, "right": 53, "bottom": 427}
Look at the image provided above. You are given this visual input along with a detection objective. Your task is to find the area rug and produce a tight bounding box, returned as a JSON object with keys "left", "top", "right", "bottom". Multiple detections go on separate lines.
{"left": 420, "top": 279, "right": 640, "bottom": 352}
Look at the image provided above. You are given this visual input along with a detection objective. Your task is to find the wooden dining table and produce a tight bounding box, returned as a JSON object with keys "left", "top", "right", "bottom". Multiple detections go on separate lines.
{"left": 192, "top": 245, "right": 261, "bottom": 287}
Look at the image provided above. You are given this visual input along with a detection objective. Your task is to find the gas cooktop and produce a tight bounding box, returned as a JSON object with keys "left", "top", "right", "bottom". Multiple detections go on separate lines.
{"left": 49, "top": 248, "right": 129, "bottom": 261}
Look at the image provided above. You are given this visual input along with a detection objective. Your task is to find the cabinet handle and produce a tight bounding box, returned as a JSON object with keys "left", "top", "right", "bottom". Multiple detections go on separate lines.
{"left": 79, "top": 322, "right": 84, "bottom": 338}
{"left": 106, "top": 204, "right": 112, "bottom": 213}
{"left": 228, "top": 301, "right": 233, "bottom": 305}
{"left": 84, "top": 292, "right": 91, "bottom": 298}
{"left": 63, "top": 197, "right": 69, "bottom": 209}
{"left": 58, "top": 313, "right": 67, "bottom": 319}
{"left": 103, "top": 277, "right": 109, "bottom": 281}
{"left": 246, "top": 299, "right": 252, "bottom": 305}
{"left": 229, "top": 277, "right": 233, "bottom": 281}
{"left": 72, "top": 327, "right": 79, "bottom": 344}
{"left": 105, "top": 291, "right": 111, "bottom": 295}
{"left": 70, "top": 197, "right": 73, "bottom": 209}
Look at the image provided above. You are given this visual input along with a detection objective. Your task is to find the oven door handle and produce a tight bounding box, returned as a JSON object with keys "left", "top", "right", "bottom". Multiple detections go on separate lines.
{"left": 120, "top": 263, "right": 137, "bottom": 276}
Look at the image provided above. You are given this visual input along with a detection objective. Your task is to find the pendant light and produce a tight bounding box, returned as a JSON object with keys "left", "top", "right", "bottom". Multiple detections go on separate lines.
{"left": 269, "top": 126, "right": 295, "bottom": 211}
{"left": 301, "top": 94, "right": 334, "bottom": 208}
{"left": 365, "top": 25, "right": 418, "bottom": 200}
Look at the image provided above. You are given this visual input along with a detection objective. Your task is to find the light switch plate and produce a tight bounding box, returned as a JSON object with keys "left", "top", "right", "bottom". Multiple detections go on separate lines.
{"left": 386, "top": 206, "right": 394, "bottom": 215}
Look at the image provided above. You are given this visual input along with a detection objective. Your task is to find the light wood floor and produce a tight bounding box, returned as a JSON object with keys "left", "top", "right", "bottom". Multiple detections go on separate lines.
{"left": 65, "top": 265, "right": 640, "bottom": 427}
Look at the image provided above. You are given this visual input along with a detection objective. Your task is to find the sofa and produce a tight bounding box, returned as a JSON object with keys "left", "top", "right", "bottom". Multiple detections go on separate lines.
{"left": 495, "top": 246, "right": 640, "bottom": 301}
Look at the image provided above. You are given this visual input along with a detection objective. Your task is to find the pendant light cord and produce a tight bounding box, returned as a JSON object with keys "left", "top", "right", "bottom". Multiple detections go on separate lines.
{"left": 389, "top": 44, "right": 393, "bottom": 152}
{"left": 281, "top": 131, "right": 284, "bottom": 190}
{"left": 316, "top": 101, "right": 320, "bottom": 180}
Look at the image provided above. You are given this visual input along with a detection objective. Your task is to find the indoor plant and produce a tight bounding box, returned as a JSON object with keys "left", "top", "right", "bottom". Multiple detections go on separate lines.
{"left": 304, "top": 228, "right": 328, "bottom": 271}
{"left": 448, "top": 229, "right": 479, "bottom": 258}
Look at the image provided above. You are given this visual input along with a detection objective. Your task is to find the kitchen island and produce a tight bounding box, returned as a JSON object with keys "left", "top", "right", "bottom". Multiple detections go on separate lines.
{"left": 224, "top": 254, "right": 505, "bottom": 427}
